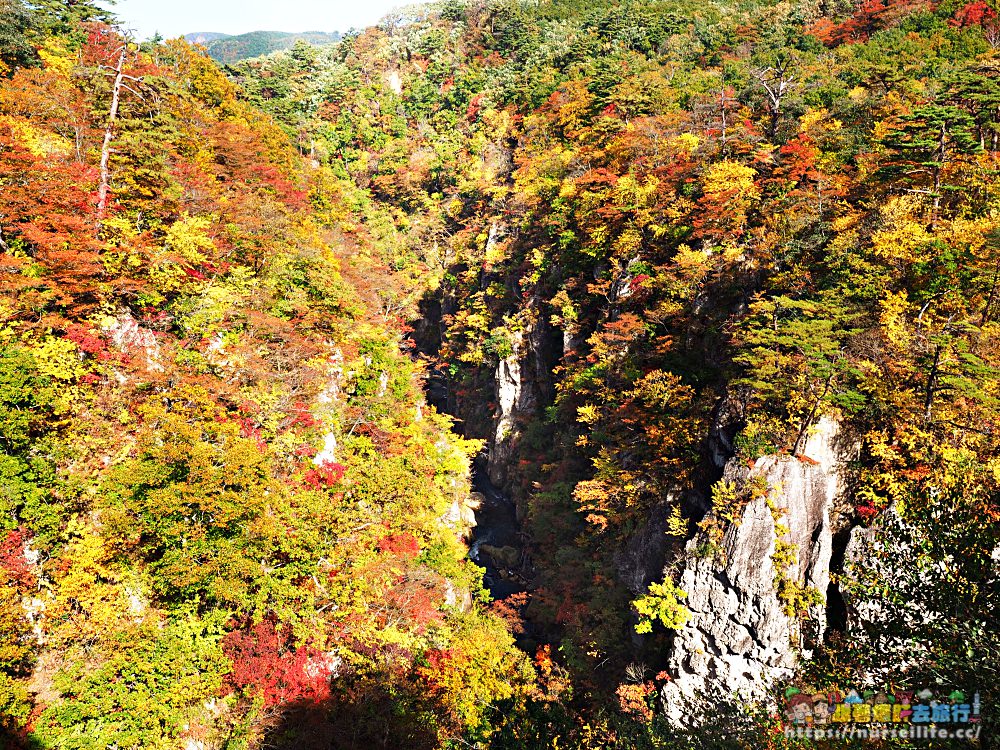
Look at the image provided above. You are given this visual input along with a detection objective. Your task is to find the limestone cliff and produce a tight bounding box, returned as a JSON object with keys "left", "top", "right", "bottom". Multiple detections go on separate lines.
{"left": 661, "top": 417, "right": 853, "bottom": 721}
{"left": 490, "top": 332, "right": 532, "bottom": 488}
{"left": 487, "top": 314, "right": 555, "bottom": 491}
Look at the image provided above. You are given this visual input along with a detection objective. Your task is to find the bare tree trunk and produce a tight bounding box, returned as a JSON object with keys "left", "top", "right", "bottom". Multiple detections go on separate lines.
{"left": 752, "top": 62, "right": 795, "bottom": 141}
{"left": 74, "top": 125, "right": 83, "bottom": 163}
{"left": 97, "top": 45, "right": 127, "bottom": 222}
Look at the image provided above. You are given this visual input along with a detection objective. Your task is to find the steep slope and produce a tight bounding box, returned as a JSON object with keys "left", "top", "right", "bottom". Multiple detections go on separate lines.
{"left": 2, "top": 0, "right": 999, "bottom": 747}
{"left": 231, "top": 0, "right": 1000, "bottom": 744}
{"left": 0, "top": 9, "right": 531, "bottom": 750}
{"left": 662, "top": 417, "right": 853, "bottom": 720}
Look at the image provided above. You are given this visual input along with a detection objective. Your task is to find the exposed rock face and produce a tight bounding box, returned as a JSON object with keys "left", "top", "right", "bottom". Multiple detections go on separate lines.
{"left": 488, "top": 318, "right": 554, "bottom": 489}
{"left": 314, "top": 347, "right": 345, "bottom": 466}
{"left": 383, "top": 69, "right": 403, "bottom": 95}
{"left": 441, "top": 492, "right": 481, "bottom": 537}
{"left": 491, "top": 333, "right": 526, "bottom": 487}
{"left": 614, "top": 497, "right": 678, "bottom": 595}
{"left": 662, "top": 418, "right": 850, "bottom": 723}
{"left": 314, "top": 433, "right": 339, "bottom": 467}
{"left": 104, "top": 314, "right": 163, "bottom": 373}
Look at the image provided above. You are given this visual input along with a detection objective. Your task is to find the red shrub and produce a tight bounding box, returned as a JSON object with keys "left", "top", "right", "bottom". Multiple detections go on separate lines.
{"left": 856, "top": 501, "right": 879, "bottom": 523}
{"left": 628, "top": 274, "right": 651, "bottom": 292}
{"left": 377, "top": 532, "right": 421, "bottom": 560}
{"left": 616, "top": 682, "right": 655, "bottom": 722}
{"left": 222, "top": 619, "right": 336, "bottom": 707}
{"left": 294, "top": 443, "right": 318, "bottom": 458}
{"left": 382, "top": 575, "right": 443, "bottom": 628}
{"left": 64, "top": 324, "right": 107, "bottom": 358}
{"left": 953, "top": 0, "right": 996, "bottom": 26}
{"left": 290, "top": 401, "right": 320, "bottom": 430}
{"left": 466, "top": 94, "right": 484, "bottom": 121}
{"left": 423, "top": 647, "right": 454, "bottom": 672}
{"left": 0, "top": 528, "right": 36, "bottom": 589}
{"left": 418, "top": 647, "right": 457, "bottom": 692}
{"left": 303, "top": 461, "right": 347, "bottom": 489}
{"left": 237, "top": 417, "right": 267, "bottom": 450}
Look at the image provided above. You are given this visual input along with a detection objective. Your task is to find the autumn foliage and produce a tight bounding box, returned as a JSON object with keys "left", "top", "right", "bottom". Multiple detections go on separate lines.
{"left": 3, "top": 0, "right": 1000, "bottom": 746}
{"left": 222, "top": 619, "right": 335, "bottom": 707}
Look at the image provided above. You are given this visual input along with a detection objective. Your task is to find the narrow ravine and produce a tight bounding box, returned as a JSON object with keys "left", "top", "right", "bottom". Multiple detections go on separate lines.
{"left": 424, "top": 364, "right": 529, "bottom": 602}
{"left": 468, "top": 462, "right": 527, "bottom": 601}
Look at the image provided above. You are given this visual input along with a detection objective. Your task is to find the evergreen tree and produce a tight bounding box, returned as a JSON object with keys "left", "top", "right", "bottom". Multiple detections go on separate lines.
{"left": 0, "top": 0, "right": 37, "bottom": 73}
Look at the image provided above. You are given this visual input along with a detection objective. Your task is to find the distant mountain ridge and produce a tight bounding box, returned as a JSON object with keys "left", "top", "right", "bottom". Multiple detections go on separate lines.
{"left": 184, "top": 30, "right": 341, "bottom": 63}
{"left": 184, "top": 32, "right": 232, "bottom": 45}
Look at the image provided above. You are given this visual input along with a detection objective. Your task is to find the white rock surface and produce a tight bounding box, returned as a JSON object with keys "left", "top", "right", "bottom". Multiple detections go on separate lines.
{"left": 314, "top": 432, "right": 339, "bottom": 467}
{"left": 104, "top": 314, "right": 163, "bottom": 372}
{"left": 662, "top": 417, "right": 848, "bottom": 723}
{"left": 490, "top": 332, "right": 525, "bottom": 486}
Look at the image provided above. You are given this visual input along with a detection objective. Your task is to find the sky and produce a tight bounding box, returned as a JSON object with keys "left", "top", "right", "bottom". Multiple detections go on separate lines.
{"left": 100, "top": 0, "right": 405, "bottom": 40}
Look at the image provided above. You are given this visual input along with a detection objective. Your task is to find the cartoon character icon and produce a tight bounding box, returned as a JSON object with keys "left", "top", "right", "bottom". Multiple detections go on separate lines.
{"left": 812, "top": 695, "right": 832, "bottom": 725}
{"left": 844, "top": 690, "right": 864, "bottom": 704}
{"left": 786, "top": 694, "right": 814, "bottom": 726}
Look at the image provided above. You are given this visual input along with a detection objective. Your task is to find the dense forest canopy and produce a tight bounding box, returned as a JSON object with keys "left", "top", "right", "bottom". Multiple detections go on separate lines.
{"left": 0, "top": 0, "right": 998, "bottom": 747}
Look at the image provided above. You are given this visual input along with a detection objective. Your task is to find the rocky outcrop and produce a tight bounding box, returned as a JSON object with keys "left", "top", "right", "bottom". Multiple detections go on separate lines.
{"left": 104, "top": 313, "right": 163, "bottom": 373}
{"left": 614, "top": 497, "right": 679, "bottom": 595}
{"left": 490, "top": 332, "right": 529, "bottom": 487}
{"left": 441, "top": 491, "right": 481, "bottom": 538}
{"left": 487, "top": 315, "right": 555, "bottom": 490}
{"left": 661, "top": 417, "right": 852, "bottom": 723}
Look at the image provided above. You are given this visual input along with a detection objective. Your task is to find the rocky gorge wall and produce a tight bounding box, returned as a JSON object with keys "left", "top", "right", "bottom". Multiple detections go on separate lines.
{"left": 487, "top": 311, "right": 557, "bottom": 491}
{"left": 422, "top": 292, "right": 862, "bottom": 716}
{"left": 661, "top": 417, "right": 855, "bottom": 721}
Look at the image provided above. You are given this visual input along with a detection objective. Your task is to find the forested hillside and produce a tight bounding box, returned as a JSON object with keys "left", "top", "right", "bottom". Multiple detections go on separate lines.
{"left": 188, "top": 32, "right": 342, "bottom": 65}
{"left": 1, "top": 0, "right": 999, "bottom": 748}
{"left": 0, "top": 2, "right": 531, "bottom": 748}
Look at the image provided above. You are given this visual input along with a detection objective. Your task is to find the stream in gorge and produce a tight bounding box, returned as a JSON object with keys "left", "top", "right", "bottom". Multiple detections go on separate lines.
{"left": 424, "top": 366, "right": 529, "bottom": 603}
{"left": 468, "top": 463, "right": 528, "bottom": 601}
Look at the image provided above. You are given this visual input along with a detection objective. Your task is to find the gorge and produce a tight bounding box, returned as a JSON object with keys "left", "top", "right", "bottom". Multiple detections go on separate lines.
{"left": 0, "top": 0, "right": 998, "bottom": 747}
